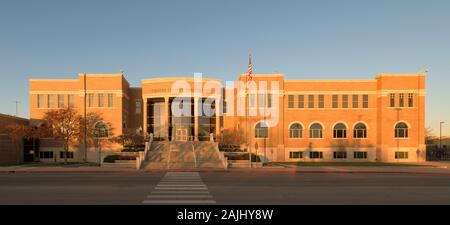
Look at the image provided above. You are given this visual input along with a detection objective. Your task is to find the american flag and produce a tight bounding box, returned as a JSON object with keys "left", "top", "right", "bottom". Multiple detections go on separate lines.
{"left": 247, "top": 54, "right": 253, "bottom": 82}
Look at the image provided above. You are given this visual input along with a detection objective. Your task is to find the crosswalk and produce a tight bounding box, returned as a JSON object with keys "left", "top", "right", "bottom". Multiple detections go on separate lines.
{"left": 142, "top": 172, "right": 216, "bottom": 204}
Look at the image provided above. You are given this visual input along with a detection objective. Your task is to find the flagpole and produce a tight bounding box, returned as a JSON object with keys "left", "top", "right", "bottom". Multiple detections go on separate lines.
{"left": 247, "top": 54, "right": 252, "bottom": 168}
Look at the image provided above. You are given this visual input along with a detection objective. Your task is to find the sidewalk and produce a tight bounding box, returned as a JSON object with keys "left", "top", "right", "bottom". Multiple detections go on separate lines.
{"left": 1, "top": 161, "right": 450, "bottom": 174}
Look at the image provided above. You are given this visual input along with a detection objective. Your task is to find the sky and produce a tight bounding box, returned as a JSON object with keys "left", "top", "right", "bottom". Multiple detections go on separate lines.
{"left": 0, "top": 0, "right": 449, "bottom": 136}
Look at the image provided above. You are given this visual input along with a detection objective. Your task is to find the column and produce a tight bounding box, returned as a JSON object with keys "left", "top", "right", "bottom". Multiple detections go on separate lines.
{"left": 143, "top": 98, "right": 147, "bottom": 135}
{"left": 215, "top": 96, "right": 220, "bottom": 140}
{"left": 194, "top": 97, "right": 199, "bottom": 141}
{"left": 164, "top": 96, "right": 170, "bottom": 141}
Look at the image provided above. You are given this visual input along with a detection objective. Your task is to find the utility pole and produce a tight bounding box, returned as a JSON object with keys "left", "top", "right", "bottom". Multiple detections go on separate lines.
{"left": 13, "top": 101, "right": 20, "bottom": 116}
{"left": 84, "top": 73, "right": 88, "bottom": 162}
{"left": 440, "top": 121, "right": 445, "bottom": 149}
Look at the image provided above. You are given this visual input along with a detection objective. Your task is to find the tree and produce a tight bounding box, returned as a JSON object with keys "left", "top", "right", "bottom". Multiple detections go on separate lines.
{"left": 220, "top": 128, "right": 245, "bottom": 148}
{"left": 42, "top": 108, "right": 81, "bottom": 163}
{"left": 112, "top": 128, "right": 143, "bottom": 151}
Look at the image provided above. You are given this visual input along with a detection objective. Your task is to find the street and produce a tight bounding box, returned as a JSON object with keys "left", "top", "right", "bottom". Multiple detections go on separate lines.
{"left": 1, "top": 171, "right": 450, "bottom": 204}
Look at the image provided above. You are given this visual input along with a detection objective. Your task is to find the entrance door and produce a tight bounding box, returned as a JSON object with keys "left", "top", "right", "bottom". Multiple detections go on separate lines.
{"left": 176, "top": 129, "right": 188, "bottom": 141}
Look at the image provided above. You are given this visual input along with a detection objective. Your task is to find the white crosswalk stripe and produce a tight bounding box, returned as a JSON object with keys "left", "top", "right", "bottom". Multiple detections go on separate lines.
{"left": 142, "top": 172, "right": 216, "bottom": 204}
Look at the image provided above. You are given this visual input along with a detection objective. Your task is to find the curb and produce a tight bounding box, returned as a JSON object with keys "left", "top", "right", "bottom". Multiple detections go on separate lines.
{"left": 1, "top": 169, "right": 450, "bottom": 175}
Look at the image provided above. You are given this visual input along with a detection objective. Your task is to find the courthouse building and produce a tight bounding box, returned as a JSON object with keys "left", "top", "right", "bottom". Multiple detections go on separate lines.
{"left": 29, "top": 72, "right": 426, "bottom": 163}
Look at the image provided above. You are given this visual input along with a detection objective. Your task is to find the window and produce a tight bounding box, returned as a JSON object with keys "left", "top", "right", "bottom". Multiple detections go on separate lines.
{"left": 298, "top": 95, "right": 304, "bottom": 108}
{"left": 395, "top": 152, "right": 409, "bottom": 159}
{"left": 353, "top": 123, "right": 367, "bottom": 138}
{"left": 390, "top": 93, "right": 395, "bottom": 107}
{"left": 98, "top": 94, "right": 104, "bottom": 107}
{"left": 68, "top": 95, "right": 74, "bottom": 108}
{"left": 48, "top": 94, "right": 54, "bottom": 108}
{"left": 289, "top": 123, "right": 303, "bottom": 138}
{"left": 60, "top": 151, "right": 74, "bottom": 159}
{"left": 318, "top": 95, "right": 324, "bottom": 108}
{"left": 88, "top": 94, "right": 94, "bottom": 107}
{"left": 37, "top": 94, "right": 44, "bottom": 108}
{"left": 309, "top": 123, "right": 323, "bottom": 138}
{"left": 399, "top": 93, "right": 404, "bottom": 107}
{"left": 57, "top": 94, "right": 64, "bottom": 108}
{"left": 288, "top": 95, "right": 294, "bottom": 108}
{"left": 259, "top": 93, "right": 266, "bottom": 108}
{"left": 354, "top": 152, "right": 367, "bottom": 159}
{"left": 408, "top": 93, "right": 413, "bottom": 107}
{"left": 363, "top": 95, "right": 369, "bottom": 108}
{"left": 333, "top": 123, "right": 347, "bottom": 138}
{"left": 308, "top": 95, "right": 314, "bottom": 108}
{"left": 39, "top": 151, "right": 54, "bottom": 159}
{"left": 332, "top": 95, "right": 338, "bottom": 108}
{"left": 289, "top": 151, "right": 303, "bottom": 159}
{"left": 333, "top": 151, "right": 347, "bottom": 159}
{"left": 352, "top": 95, "right": 358, "bottom": 108}
{"left": 94, "top": 121, "right": 109, "bottom": 138}
{"left": 267, "top": 93, "right": 272, "bottom": 108}
{"left": 249, "top": 94, "right": 256, "bottom": 108}
{"left": 310, "top": 151, "right": 323, "bottom": 159}
{"left": 342, "top": 95, "right": 348, "bottom": 108}
{"left": 255, "top": 122, "right": 268, "bottom": 138}
{"left": 395, "top": 122, "right": 409, "bottom": 138}
{"left": 135, "top": 100, "right": 142, "bottom": 115}
{"left": 108, "top": 93, "right": 114, "bottom": 108}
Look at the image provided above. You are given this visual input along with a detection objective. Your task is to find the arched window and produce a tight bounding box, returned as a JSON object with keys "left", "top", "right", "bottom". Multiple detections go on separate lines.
{"left": 333, "top": 123, "right": 347, "bottom": 138}
{"left": 94, "top": 121, "right": 109, "bottom": 138}
{"left": 309, "top": 123, "right": 323, "bottom": 139}
{"left": 395, "top": 122, "right": 409, "bottom": 138}
{"left": 289, "top": 123, "right": 303, "bottom": 138}
{"left": 353, "top": 123, "right": 367, "bottom": 138}
{"left": 255, "top": 122, "right": 268, "bottom": 138}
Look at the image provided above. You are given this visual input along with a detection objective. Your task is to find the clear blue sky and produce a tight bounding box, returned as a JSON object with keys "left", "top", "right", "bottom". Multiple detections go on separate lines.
{"left": 0, "top": 0, "right": 449, "bottom": 136}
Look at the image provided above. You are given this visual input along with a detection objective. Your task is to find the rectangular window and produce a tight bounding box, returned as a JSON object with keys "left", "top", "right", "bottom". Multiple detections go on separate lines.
{"left": 289, "top": 152, "right": 303, "bottom": 159}
{"left": 249, "top": 94, "right": 256, "bottom": 108}
{"left": 342, "top": 95, "right": 348, "bottom": 108}
{"left": 310, "top": 151, "right": 323, "bottom": 159}
{"left": 353, "top": 152, "right": 368, "bottom": 159}
{"left": 318, "top": 95, "right": 324, "bottom": 108}
{"left": 362, "top": 95, "right": 369, "bottom": 108}
{"left": 267, "top": 93, "right": 272, "bottom": 108}
{"left": 352, "top": 95, "right": 358, "bottom": 108}
{"left": 395, "top": 152, "right": 409, "bottom": 159}
{"left": 107, "top": 93, "right": 114, "bottom": 108}
{"left": 47, "top": 94, "right": 54, "bottom": 108}
{"left": 98, "top": 94, "right": 104, "bottom": 107}
{"left": 37, "top": 94, "right": 44, "bottom": 108}
{"left": 408, "top": 93, "right": 413, "bottom": 107}
{"left": 288, "top": 95, "right": 294, "bottom": 108}
{"left": 223, "top": 101, "right": 227, "bottom": 114}
{"left": 308, "top": 95, "right": 314, "bottom": 108}
{"left": 57, "top": 94, "right": 64, "bottom": 108}
{"left": 135, "top": 100, "right": 142, "bottom": 115}
{"left": 88, "top": 94, "right": 94, "bottom": 107}
{"left": 259, "top": 93, "right": 266, "bottom": 108}
{"left": 60, "top": 151, "right": 74, "bottom": 159}
{"left": 333, "top": 152, "right": 347, "bottom": 159}
{"left": 298, "top": 95, "right": 304, "bottom": 108}
{"left": 332, "top": 95, "right": 338, "bottom": 108}
{"left": 39, "top": 151, "right": 54, "bottom": 159}
{"left": 399, "top": 93, "right": 404, "bottom": 107}
{"left": 68, "top": 95, "right": 74, "bottom": 108}
{"left": 390, "top": 93, "right": 395, "bottom": 107}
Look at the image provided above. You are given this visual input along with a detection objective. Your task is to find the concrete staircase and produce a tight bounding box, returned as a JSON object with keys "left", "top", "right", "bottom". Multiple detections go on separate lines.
{"left": 141, "top": 141, "right": 226, "bottom": 169}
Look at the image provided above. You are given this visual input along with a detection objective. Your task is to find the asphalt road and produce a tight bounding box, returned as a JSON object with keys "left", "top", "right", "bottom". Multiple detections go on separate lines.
{"left": 1, "top": 172, "right": 450, "bottom": 204}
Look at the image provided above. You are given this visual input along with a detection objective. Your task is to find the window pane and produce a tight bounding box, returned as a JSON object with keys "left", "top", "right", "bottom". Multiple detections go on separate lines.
{"left": 135, "top": 100, "right": 142, "bottom": 114}
{"left": 390, "top": 93, "right": 395, "bottom": 107}
{"left": 399, "top": 93, "right": 404, "bottom": 107}
{"left": 88, "top": 94, "right": 94, "bottom": 107}
{"left": 98, "top": 94, "right": 104, "bottom": 107}
{"left": 48, "top": 94, "right": 54, "bottom": 108}
{"left": 332, "top": 95, "right": 338, "bottom": 108}
{"left": 68, "top": 95, "right": 74, "bottom": 108}
{"left": 308, "top": 95, "right": 314, "bottom": 108}
{"left": 408, "top": 93, "right": 413, "bottom": 107}
{"left": 57, "top": 94, "right": 64, "bottom": 108}
{"left": 363, "top": 95, "right": 369, "bottom": 108}
{"left": 342, "top": 95, "right": 348, "bottom": 108}
{"left": 318, "top": 95, "right": 324, "bottom": 108}
{"left": 267, "top": 93, "right": 272, "bottom": 108}
{"left": 298, "top": 95, "right": 304, "bottom": 108}
{"left": 352, "top": 95, "right": 358, "bottom": 108}
{"left": 108, "top": 93, "right": 114, "bottom": 108}
{"left": 288, "top": 95, "right": 294, "bottom": 108}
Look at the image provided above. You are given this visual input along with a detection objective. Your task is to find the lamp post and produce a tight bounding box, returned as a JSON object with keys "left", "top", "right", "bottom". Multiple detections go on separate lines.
{"left": 440, "top": 121, "right": 445, "bottom": 149}
{"left": 395, "top": 107, "right": 402, "bottom": 162}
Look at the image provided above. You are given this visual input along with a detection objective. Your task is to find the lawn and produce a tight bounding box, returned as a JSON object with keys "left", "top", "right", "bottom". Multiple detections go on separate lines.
{"left": 268, "top": 161, "right": 427, "bottom": 167}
